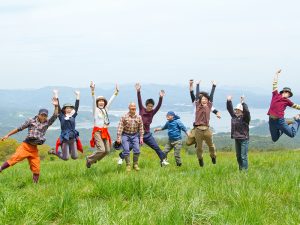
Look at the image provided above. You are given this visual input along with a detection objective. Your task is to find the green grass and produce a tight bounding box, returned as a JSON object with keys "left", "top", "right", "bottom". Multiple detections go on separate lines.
{"left": 0, "top": 148, "right": 299, "bottom": 225}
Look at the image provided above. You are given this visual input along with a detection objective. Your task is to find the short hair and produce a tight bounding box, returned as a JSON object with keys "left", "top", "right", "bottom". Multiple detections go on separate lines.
{"left": 145, "top": 98, "right": 155, "bottom": 106}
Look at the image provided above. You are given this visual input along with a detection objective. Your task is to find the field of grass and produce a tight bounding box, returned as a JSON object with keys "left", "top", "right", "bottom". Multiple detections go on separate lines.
{"left": 0, "top": 147, "right": 299, "bottom": 225}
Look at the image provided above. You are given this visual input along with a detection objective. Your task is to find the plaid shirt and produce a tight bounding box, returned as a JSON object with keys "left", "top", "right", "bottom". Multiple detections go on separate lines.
{"left": 17, "top": 114, "right": 58, "bottom": 145}
{"left": 117, "top": 112, "right": 144, "bottom": 141}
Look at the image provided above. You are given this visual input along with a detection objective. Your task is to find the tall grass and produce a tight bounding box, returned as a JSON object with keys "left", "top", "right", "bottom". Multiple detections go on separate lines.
{"left": 0, "top": 148, "right": 299, "bottom": 224}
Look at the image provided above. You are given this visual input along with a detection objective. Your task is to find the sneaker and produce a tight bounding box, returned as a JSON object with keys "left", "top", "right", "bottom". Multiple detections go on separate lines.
{"left": 118, "top": 157, "right": 123, "bottom": 165}
{"left": 86, "top": 157, "right": 91, "bottom": 169}
{"left": 176, "top": 162, "right": 182, "bottom": 167}
{"left": 199, "top": 158, "right": 204, "bottom": 167}
{"left": 161, "top": 159, "right": 169, "bottom": 167}
{"left": 212, "top": 157, "right": 216, "bottom": 164}
{"left": 126, "top": 165, "right": 131, "bottom": 172}
{"left": 133, "top": 164, "right": 140, "bottom": 171}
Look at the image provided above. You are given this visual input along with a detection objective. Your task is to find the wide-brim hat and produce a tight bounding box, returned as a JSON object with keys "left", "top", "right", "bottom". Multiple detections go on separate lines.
{"left": 280, "top": 87, "right": 293, "bottom": 97}
{"left": 62, "top": 103, "right": 75, "bottom": 112}
{"left": 96, "top": 96, "right": 108, "bottom": 107}
{"left": 235, "top": 103, "right": 243, "bottom": 112}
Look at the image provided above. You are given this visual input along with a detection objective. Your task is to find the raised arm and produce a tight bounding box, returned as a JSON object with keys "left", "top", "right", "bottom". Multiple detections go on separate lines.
{"left": 74, "top": 91, "right": 80, "bottom": 113}
{"left": 48, "top": 97, "right": 59, "bottom": 127}
{"left": 135, "top": 83, "right": 144, "bottom": 111}
{"left": 195, "top": 81, "right": 200, "bottom": 101}
{"left": 106, "top": 84, "right": 119, "bottom": 110}
{"left": 153, "top": 90, "right": 164, "bottom": 114}
{"left": 90, "top": 81, "right": 96, "bottom": 117}
{"left": 189, "top": 80, "right": 196, "bottom": 103}
{"left": 210, "top": 81, "right": 217, "bottom": 103}
{"left": 53, "top": 90, "right": 61, "bottom": 114}
{"left": 273, "top": 69, "right": 281, "bottom": 92}
{"left": 226, "top": 96, "right": 236, "bottom": 118}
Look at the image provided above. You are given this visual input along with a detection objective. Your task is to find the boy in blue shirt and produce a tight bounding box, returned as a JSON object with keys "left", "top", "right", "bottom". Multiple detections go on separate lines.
{"left": 154, "top": 111, "right": 188, "bottom": 166}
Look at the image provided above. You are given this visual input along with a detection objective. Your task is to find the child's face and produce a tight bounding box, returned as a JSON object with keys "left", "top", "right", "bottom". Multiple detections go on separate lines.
{"left": 201, "top": 96, "right": 208, "bottom": 105}
{"left": 38, "top": 114, "right": 48, "bottom": 123}
{"left": 65, "top": 107, "right": 73, "bottom": 114}
{"left": 281, "top": 91, "right": 291, "bottom": 98}
{"left": 146, "top": 103, "right": 154, "bottom": 112}
{"left": 97, "top": 100, "right": 105, "bottom": 108}
{"left": 166, "top": 115, "right": 174, "bottom": 121}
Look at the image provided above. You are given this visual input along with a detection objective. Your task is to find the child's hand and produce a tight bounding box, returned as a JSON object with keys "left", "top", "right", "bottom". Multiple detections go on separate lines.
{"left": 154, "top": 128, "right": 159, "bottom": 133}
{"left": 227, "top": 95, "right": 232, "bottom": 101}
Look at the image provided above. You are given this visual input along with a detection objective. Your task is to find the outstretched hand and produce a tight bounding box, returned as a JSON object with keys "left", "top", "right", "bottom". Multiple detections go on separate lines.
{"left": 227, "top": 95, "right": 232, "bottom": 101}
{"left": 276, "top": 69, "right": 282, "bottom": 74}
{"left": 159, "top": 90, "right": 165, "bottom": 97}
{"left": 135, "top": 83, "right": 141, "bottom": 91}
{"left": 240, "top": 95, "right": 245, "bottom": 103}
{"left": 195, "top": 80, "right": 201, "bottom": 85}
{"left": 115, "top": 84, "right": 119, "bottom": 93}
{"left": 216, "top": 112, "right": 221, "bottom": 119}
{"left": 212, "top": 80, "right": 217, "bottom": 86}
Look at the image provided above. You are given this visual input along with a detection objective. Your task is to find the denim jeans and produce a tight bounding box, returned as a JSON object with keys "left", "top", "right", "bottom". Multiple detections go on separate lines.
{"left": 235, "top": 139, "right": 249, "bottom": 170}
{"left": 143, "top": 132, "right": 166, "bottom": 161}
{"left": 269, "top": 117, "right": 300, "bottom": 142}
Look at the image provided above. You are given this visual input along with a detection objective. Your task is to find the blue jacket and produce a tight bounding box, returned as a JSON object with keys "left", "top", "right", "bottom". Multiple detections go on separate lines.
{"left": 161, "top": 116, "right": 187, "bottom": 141}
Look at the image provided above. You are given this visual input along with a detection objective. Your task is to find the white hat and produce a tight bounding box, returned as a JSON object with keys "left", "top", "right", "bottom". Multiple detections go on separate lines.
{"left": 235, "top": 103, "right": 243, "bottom": 111}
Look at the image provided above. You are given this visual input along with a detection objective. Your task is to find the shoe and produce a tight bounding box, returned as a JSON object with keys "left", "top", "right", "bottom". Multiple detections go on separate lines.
{"left": 118, "top": 157, "right": 123, "bottom": 165}
{"left": 212, "top": 157, "right": 216, "bottom": 164}
{"left": 176, "top": 162, "right": 182, "bottom": 167}
{"left": 199, "top": 158, "right": 204, "bottom": 167}
{"left": 133, "top": 164, "right": 140, "bottom": 171}
{"left": 161, "top": 159, "right": 169, "bottom": 167}
{"left": 126, "top": 165, "right": 131, "bottom": 172}
{"left": 86, "top": 157, "right": 91, "bottom": 168}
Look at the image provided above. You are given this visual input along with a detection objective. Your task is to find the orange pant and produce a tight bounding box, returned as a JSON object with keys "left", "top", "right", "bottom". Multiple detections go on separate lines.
{"left": 7, "top": 142, "right": 40, "bottom": 174}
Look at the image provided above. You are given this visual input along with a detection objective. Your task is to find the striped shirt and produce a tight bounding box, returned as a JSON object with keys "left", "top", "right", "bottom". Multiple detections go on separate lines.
{"left": 17, "top": 114, "right": 57, "bottom": 145}
{"left": 117, "top": 112, "right": 144, "bottom": 141}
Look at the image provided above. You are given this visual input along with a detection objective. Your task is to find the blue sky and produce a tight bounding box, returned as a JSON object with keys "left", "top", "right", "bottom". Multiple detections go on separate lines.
{"left": 0, "top": 0, "right": 299, "bottom": 91}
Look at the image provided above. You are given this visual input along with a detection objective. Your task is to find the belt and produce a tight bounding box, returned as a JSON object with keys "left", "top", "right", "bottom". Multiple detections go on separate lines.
{"left": 196, "top": 125, "right": 209, "bottom": 130}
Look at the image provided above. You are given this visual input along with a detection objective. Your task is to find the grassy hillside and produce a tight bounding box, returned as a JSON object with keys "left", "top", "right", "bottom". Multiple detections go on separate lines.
{"left": 0, "top": 146, "right": 299, "bottom": 224}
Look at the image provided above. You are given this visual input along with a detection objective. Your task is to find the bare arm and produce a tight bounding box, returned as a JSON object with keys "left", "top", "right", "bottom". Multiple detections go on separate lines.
{"left": 1, "top": 129, "right": 19, "bottom": 141}
{"left": 273, "top": 69, "right": 281, "bottom": 91}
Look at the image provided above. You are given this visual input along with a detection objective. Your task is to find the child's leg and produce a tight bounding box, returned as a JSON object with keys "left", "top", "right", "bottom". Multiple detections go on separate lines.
{"left": 240, "top": 140, "right": 249, "bottom": 170}
{"left": 173, "top": 140, "right": 182, "bottom": 166}
{"left": 269, "top": 118, "right": 282, "bottom": 142}
{"left": 163, "top": 141, "right": 173, "bottom": 160}
{"left": 143, "top": 132, "right": 165, "bottom": 161}
{"left": 69, "top": 139, "right": 78, "bottom": 160}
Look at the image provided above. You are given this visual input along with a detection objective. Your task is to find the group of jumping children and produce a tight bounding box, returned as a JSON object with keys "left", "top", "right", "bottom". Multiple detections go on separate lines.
{"left": 1, "top": 69, "right": 300, "bottom": 183}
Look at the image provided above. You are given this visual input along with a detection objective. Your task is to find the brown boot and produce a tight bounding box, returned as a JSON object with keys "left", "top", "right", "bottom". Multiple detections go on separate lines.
{"left": 125, "top": 155, "right": 131, "bottom": 172}
{"left": 133, "top": 153, "right": 140, "bottom": 171}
